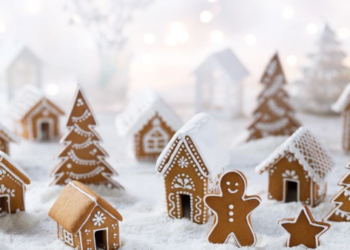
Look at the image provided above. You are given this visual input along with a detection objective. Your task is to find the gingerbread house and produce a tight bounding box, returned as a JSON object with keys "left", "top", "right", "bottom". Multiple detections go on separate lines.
{"left": 332, "top": 83, "right": 350, "bottom": 151}
{"left": 256, "top": 127, "right": 334, "bottom": 207}
{"left": 0, "top": 123, "right": 19, "bottom": 155}
{"left": 9, "top": 85, "right": 65, "bottom": 141}
{"left": 115, "top": 88, "right": 182, "bottom": 161}
{"left": 156, "top": 113, "right": 228, "bottom": 224}
{"left": 49, "top": 181, "right": 123, "bottom": 250}
{"left": 0, "top": 151, "right": 31, "bottom": 216}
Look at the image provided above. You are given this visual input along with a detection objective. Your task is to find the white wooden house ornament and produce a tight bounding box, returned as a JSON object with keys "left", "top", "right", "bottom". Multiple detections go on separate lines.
{"left": 332, "top": 83, "right": 350, "bottom": 151}
{"left": 194, "top": 48, "right": 249, "bottom": 118}
{"left": 0, "top": 39, "right": 42, "bottom": 100}
{"left": 115, "top": 88, "right": 183, "bottom": 161}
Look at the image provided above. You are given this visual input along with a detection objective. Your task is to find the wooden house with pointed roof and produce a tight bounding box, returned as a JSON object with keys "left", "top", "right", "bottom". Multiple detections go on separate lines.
{"left": 0, "top": 151, "right": 31, "bottom": 216}
{"left": 0, "top": 123, "right": 19, "bottom": 155}
{"left": 194, "top": 48, "right": 249, "bottom": 118}
{"left": 115, "top": 88, "right": 182, "bottom": 161}
{"left": 256, "top": 127, "right": 334, "bottom": 207}
{"left": 49, "top": 181, "right": 123, "bottom": 250}
{"left": 156, "top": 113, "right": 228, "bottom": 224}
{"left": 9, "top": 85, "right": 65, "bottom": 141}
{"left": 332, "top": 83, "right": 350, "bottom": 151}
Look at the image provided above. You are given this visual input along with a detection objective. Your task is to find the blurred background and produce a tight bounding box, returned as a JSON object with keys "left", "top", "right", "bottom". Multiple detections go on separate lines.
{"left": 0, "top": 0, "right": 350, "bottom": 115}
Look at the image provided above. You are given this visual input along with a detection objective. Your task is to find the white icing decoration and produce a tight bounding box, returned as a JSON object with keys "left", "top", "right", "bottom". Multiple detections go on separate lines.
{"left": 282, "top": 170, "right": 299, "bottom": 180}
{"left": 171, "top": 174, "right": 194, "bottom": 190}
{"left": 92, "top": 211, "right": 106, "bottom": 226}
{"left": 177, "top": 156, "right": 189, "bottom": 168}
{"left": 194, "top": 196, "right": 202, "bottom": 222}
{"left": 71, "top": 109, "right": 91, "bottom": 123}
{"left": 168, "top": 193, "right": 176, "bottom": 219}
{"left": 0, "top": 184, "right": 15, "bottom": 197}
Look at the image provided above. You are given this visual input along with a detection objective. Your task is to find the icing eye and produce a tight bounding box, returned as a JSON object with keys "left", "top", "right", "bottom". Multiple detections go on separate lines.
{"left": 226, "top": 182, "right": 230, "bottom": 185}
{"left": 235, "top": 183, "right": 239, "bottom": 186}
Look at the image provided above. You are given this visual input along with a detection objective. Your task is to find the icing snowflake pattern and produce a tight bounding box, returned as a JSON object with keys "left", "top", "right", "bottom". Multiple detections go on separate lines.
{"left": 92, "top": 211, "right": 106, "bottom": 226}
{"left": 177, "top": 156, "right": 189, "bottom": 168}
{"left": 282, "top": 170, "right": 299, "bottom": 180}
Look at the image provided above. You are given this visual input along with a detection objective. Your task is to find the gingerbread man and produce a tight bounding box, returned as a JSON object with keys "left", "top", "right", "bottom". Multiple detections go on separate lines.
{"left": 204, "top": 170, "right": 261, "bottom": 247}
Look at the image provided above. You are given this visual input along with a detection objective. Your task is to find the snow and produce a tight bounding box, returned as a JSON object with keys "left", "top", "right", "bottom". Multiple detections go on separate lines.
{"left": 0, "top": 112, "right": 350, "bottom": 250}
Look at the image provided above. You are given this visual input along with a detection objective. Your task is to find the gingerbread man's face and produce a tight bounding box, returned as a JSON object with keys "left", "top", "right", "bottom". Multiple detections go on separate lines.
{"left": 220, "top": 171, "right": 245, "bottom": 197}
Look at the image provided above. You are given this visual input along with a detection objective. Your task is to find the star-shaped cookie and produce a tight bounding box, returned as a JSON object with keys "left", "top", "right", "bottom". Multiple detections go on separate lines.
{"left": 279, "top": 206, "right": 330, "bottom": 248}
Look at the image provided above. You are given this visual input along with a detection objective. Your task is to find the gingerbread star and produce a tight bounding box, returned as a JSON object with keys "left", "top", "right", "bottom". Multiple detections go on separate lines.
{"left": 279, "top": 206, "right": 330, "bottom": 248}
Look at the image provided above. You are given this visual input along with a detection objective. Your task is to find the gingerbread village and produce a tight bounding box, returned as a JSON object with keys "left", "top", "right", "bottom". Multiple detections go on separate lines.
{"left": 1, "top": 49, "right": 350, "bottom": 249}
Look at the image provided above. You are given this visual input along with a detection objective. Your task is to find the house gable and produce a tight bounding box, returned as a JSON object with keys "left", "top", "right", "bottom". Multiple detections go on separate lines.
{"left": 157, "top": 135, "right": 210, "bottom": 178}
{"left": 135, "top": 113, "right": 176, "bottom": 161}
{"left": 267, "top": 152, "right": 314, "bottom": 206}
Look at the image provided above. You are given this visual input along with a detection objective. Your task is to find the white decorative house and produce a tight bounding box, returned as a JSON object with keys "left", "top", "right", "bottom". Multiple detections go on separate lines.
{"left": 194, "top": 48, "right": 249, "bottom": 118}
{"left": 0, "top": 39, "right": 42, "bottom": 100}
{"left": 115, "top": 88, "right": 183, "bottom": 161}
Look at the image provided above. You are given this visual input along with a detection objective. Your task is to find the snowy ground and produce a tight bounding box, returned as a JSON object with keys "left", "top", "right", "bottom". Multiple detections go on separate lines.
{"left": 0, "top": 112, "right": 350, "bottom": 250}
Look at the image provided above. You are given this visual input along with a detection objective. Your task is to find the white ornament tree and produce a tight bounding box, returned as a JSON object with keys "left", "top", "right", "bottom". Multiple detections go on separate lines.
{"left": 292, "top": 24, "right": 350, "bottom": 114}
{"left": 64, "top": 0, "right": 153, "bottom": 97}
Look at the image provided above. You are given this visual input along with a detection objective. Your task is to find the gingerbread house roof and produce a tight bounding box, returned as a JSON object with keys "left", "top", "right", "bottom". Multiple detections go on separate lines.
{"left": 0, "top": 151, "right": 30, "bottom": 185}
{"left": 0, "top": 123, "right": 19, "bottom": 143}
{"left": 49, "top": 181, "right": 123, "bottom": 234}
{"left": 9, "top": 85, "right": 64, "bottom": 121}
{"left": 255, "top": 127, "right": 334, "bottom": 184}
{"left": 156, "top": 113, "right": 228, "bottom": 178}
{"left": 115, "top": 88, "right": 182, "bottom": 137}
{"left": 332, "top": 83, "right": 350, "bottom": 112}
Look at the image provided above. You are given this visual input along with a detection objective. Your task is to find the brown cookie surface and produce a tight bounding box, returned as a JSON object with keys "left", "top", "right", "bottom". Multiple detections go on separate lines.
{"left": 279, "top": 206, "right": 330, "bottom": 248}
{"left": 204, "top": 170, "right": 261, "bottom": 247}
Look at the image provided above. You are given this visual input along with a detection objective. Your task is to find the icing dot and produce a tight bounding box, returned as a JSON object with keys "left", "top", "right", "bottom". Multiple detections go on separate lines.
{"left": 229, "top": 211, "right": 234, "bottom": 216}
{"left": 229, "top": 204, "right": 234, "bottom": 209}
{"left": 235, "top": 183, "right": 239, "bottom": 186}
{"left": 229, "top": 218, "right": 234, "bottom": 222}
{"left": 226, "top": 182, "right": 230, "bottom": 185}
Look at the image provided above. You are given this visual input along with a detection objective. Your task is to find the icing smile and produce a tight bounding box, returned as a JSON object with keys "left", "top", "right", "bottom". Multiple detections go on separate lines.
{"left": 228, "top": 188, "right": 238, "bottom": 194}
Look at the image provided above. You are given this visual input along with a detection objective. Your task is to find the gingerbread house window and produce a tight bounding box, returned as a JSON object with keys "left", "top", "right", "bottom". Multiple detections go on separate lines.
{"left": 63, "top": 229, "right": 74, "bottom": 246}
{"left": 143, "top": 118, "right": 169, "bottom": 153}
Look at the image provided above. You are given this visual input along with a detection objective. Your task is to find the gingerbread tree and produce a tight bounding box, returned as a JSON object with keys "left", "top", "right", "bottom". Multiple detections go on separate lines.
{"left": 50, "top": 85, "right": 123, "bottom": 188}
{"left": 247, "top": 53, "right": 301, "bottom": 141}
{"left": 324, "top": 163, "right": 350, "bottom": 222}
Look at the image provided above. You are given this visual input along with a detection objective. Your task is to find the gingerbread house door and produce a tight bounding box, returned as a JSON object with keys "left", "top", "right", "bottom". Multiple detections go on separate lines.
{"left": 94, "top": 228, "right": 108, "bottom": 250}
{"left": 143, "top": 119, "right": 169, "bottom": 155}
{"left": 284, "top": 179, "right": 299, "bottom": 203}
{"left": 37, "top": 119, "right": 53, "bottom": 141}
{"left": 0, "top": 195, "right": 10, "bottom": 216}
